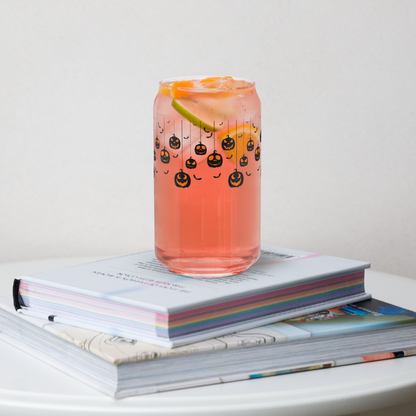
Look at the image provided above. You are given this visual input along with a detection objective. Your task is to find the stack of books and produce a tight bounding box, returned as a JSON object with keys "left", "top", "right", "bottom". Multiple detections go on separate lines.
{"left": 1, "top": 245, "right": 415, "bottom": 398}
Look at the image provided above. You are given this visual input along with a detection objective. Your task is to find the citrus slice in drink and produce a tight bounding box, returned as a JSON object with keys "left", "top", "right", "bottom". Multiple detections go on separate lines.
{"left": 159, "top": 76, "right": 252, "bottom": 98}
{"left": 166, "top": 77, "right": 253, "bottom": 132}
{"left": 217, "top": 124, "right": 261, "bottom": 163}
{"left": 172, "top": 98, "right": 220, "bottom": 132}
{"left": 198, "top": 76, "right": 251, "bottom": 90}
{"left": 158, "top": 80, "right": 195, "bottom": 98}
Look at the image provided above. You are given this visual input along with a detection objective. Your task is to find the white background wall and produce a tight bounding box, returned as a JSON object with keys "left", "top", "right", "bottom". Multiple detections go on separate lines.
{"left": 1, "top": 0, "right": 415, "bottom": 280}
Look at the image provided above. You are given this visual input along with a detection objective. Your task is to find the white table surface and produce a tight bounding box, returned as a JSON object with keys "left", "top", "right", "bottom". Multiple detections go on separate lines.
{"left": 0, "top": 257, "right": 415, "bottom": 416}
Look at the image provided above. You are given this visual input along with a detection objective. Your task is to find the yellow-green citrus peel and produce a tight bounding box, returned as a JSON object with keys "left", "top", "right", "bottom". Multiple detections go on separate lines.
{"left": 171, "top": 99, "right": 218, "bottom": 132}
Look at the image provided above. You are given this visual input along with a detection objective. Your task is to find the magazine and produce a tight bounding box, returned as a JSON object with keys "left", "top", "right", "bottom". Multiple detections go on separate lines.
{"left": 1, "top": 294, "right": 415, "bottom": 398}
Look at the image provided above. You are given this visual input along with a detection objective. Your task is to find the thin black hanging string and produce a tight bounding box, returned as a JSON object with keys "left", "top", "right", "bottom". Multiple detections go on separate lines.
{"left": 199, "top": 120, "right": 202, "bottom": 143}
{"left": 164, "top": 117, "right": 166, "bottom": 146}
{"left": 235, "top": 119, "right": 238, "bottom": 170}
{"left": 190, "top": 122, "right": 192, "bottom": 157}
{"left": 173, "top": 119, "right": 175, "bottom": 137}
{"left": 181, "top": 120, "right": 183, "bottom": 170}
{"left": 242, "top": 118, "right": 245, "bottom": 157}
{"left": 250, "top": 117, "right": 252, "bottom": 156}
{"left": 213, "top": 121, "right": 215, "bottom": 151}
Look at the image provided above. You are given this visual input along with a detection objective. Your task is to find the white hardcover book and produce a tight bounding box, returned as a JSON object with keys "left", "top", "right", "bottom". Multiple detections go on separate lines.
{"left": 13, "top": 245, "right": 371, "bottom": 347}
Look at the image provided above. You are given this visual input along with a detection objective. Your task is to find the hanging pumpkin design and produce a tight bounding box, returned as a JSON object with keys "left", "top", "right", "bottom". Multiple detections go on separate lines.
{"left": 239, "top": 154, "right": 248, "bottom": 167}
{"left": 221, "top": 135, "right": 235, "bottom": 151}
{"left": 169, "top": 134, "right": 181, "bottom": 150}
{"left": 195, "top": 142, "right": 207, "bottom": 155}
{"left": 174, "top": 169, "right": 191, "bottom": 188}
{"left": 207, "top": 150, "right": 223, "bottom": 168}
{"left": 228, "top": 169, "right": 244, "bottom": 188}
{"left": 154, "top": 150, "right": 156, "bottom": 161}
{"left": 186, "top": 157, "right": 197, "bottom": 169}
{"left": 255, "top": 145, "right": 261, "bottom": 161}
{"left": 160, "top": 147, "right": 170, "bottom": 164}
{"left": 247, "top": 138, "right": 255, "bottom": 151}
{"left": 155, "top": 137, "right": 160, "bottom": 149}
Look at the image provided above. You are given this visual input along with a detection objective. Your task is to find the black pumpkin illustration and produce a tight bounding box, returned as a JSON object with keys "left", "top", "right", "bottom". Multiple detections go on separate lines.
{"left": 228, "top": 169, "right": 244, "bottom": 188}
{"left": 221, "top": 135, "right": 235, "bottom": 151}
{"left": 240, "top": 154, "right": 248, "bottom": 167}
{"left": 186, "top": 157, "right": 197, "bottom": 169}
{"left": 169, "top": 134, "right": 181, "bottom": 150}
{"left": 160, "top": 147, "right": 170, "bottom": 164}
{"left": 247, "top": 138, "right": 254, "bottom": 151}
{"left": 195, "top": 142, "right": 207, "bottom": 155}
{"left": 207, "top": 150, "right": 223, "bottom": 168}
{"left": 255, "top": 145, "right": 261, "bottom": 161}
{"left": 154, "top": 150, "right": 156, "bottom": 161}
{"left": 174, "top": 170, "right": 191, "bottom": 188}
{"left": 155, "top": 137, "right": 160, "bottom": 149}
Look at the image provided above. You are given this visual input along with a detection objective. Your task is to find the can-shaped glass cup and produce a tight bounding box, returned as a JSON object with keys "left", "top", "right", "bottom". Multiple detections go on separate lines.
{"left": 153, "top": 76, "right": 261, "bottom": 277}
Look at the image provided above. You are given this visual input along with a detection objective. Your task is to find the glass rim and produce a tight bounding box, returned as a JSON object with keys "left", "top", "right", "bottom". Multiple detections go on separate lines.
{"left": 159, "top": 76, "right": 255, "bottom": 91}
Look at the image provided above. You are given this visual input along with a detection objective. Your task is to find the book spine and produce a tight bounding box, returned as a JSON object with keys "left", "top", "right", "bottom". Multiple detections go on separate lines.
{"left": 12, "top": 279, "right": 23, "bottom": 311}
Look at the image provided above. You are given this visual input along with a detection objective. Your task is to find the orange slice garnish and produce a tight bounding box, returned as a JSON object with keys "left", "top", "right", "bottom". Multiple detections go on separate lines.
{"left": 199, "top": 76, "right": 250, "bottom": 90}
{"left": 158, "top": 77, "right": 252, "bottom": 98}
{"left": 170, "top": 80, "right": 195, "bottom": 98}
{"left": 158, "top": 80, "right": 195, "bottom": 98}
{"left": 217, "top": 123, "right": 261, "bottom": 163}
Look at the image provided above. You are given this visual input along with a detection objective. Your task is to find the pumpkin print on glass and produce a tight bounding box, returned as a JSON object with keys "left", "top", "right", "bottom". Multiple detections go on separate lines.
{"left": 247, "top": 138, "right": 255, "bottom": 151}
{"left": 255, "top": 145, "right": 261, "bottom": 161}
{"left": 154, "top": 150, "right": 156, "bottom": 161}
{"left": 174, "top": 169, "right": 191, "bottom": 188}
{"left": 239, "top": 154, "right": 248, "bottom": 167}
{"left": 154, "top": 77, "right": 261, "bottom": 278}
{"left": 155, "top": 136, "right": 160, "bottom": 149}
{"left": 228, "top": 169, "right": 244, "bottom": 188}
{"left": 186, "top": 157, "right": 197, "bottom": 169}
{"left": 169, "top": 134, "right": 181, "bottom": 150}
{"left": 207, "top": 150, "right": 223, "bottom": 168}
{"left": 160, "top": 147, "right": 170, "bottom": 164}
{"left": 221, "top": 135, "right": 235, "bottom": 151}
{"left": 195, "top": 142, "right": 207, "bottom": 155}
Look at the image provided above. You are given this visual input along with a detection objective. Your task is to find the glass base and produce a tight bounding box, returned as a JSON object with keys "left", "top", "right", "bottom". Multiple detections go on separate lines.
{"left": 156, "top": 252, "right": 260, "bottom": 278}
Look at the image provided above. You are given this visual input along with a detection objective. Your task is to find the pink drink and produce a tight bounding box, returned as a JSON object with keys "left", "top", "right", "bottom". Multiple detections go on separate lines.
{"left": 154, "top": 76, "right": 261, "bottom": 277}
